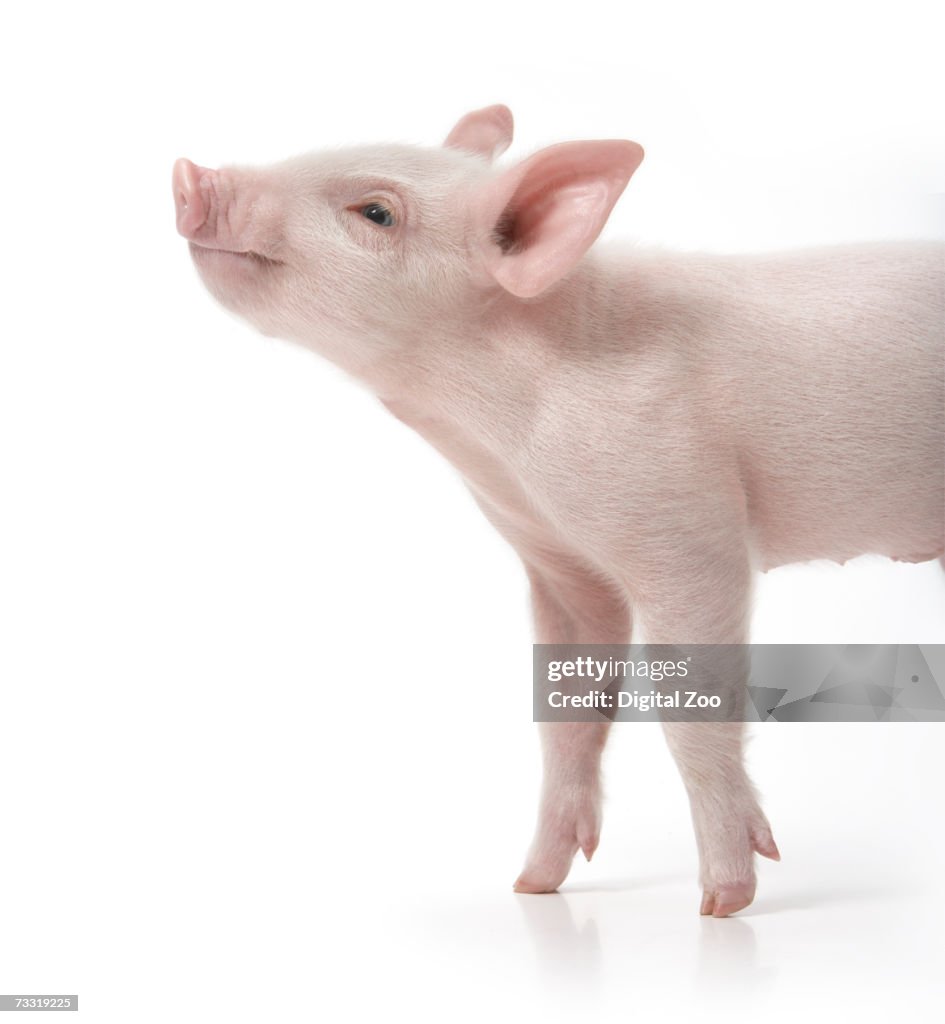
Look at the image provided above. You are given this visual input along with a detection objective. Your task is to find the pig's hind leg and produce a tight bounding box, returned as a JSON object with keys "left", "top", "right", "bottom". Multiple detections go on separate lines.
{"left": 513, "top": 567, "right": 631, "bottom": 894}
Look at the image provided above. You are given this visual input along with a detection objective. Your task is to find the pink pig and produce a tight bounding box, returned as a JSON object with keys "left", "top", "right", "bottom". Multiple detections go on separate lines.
{"left": 172, "top": 105, "right": 944, "bottom": 916}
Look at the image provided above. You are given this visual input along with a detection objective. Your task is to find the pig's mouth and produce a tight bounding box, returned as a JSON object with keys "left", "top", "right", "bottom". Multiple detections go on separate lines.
{"left": 188, "top": 241, "right": 284, "bottom": 269}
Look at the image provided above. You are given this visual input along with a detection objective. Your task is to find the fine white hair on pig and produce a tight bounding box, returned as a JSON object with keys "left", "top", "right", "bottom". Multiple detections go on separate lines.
{"left": 173, "top": 105, "right": 944, "bottom": 917}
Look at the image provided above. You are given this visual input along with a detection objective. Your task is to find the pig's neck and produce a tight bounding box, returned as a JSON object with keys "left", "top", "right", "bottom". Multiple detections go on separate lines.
{"left": 369, "top": 255, "right": 614, "bottom": 451}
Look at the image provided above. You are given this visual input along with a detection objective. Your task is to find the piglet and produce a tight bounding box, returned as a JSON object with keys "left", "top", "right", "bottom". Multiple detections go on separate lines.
{"left": 172, "top": 105, "right": 944, "bottom": 916}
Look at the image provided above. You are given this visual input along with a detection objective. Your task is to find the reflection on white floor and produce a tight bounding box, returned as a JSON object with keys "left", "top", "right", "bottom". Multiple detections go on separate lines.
{"left": 394, "top": 852, "right": 941, "bottom": 1023}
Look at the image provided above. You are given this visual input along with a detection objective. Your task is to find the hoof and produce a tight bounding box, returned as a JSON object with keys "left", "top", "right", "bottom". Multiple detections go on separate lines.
{"left": 700, "top": 883, "right": 756, "bottom": 917}
{"left": 513, "top": 875, "right": 560, "bottom": 894}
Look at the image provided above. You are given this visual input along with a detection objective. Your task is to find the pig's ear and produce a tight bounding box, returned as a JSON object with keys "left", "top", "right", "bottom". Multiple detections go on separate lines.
{"left": 444, "top": 105, "right": 514, "bottom": 161}
{"left": 476, "top": 140, "right": 644, "bottom": 298}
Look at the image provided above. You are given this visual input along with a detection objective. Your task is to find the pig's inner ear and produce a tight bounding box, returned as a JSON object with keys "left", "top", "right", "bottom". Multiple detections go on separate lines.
{"left": 444, "top": 104, "right": 514, "bottom": 161}
{"left": 479, "top": 140, "right": 644, "bottom": 299}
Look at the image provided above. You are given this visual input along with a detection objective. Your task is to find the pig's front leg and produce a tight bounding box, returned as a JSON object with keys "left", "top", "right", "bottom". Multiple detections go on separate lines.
{"left": 514, "top": 568, "right": 630, "bottom": 894}
{"left": 640, "top": 552, "right": 780, "bottom": 916}
{"left": 662, "top": 721, "right": 779, "bottom": 917}
{"left": 513, "top": 720, "right": 610, "bottom": 894}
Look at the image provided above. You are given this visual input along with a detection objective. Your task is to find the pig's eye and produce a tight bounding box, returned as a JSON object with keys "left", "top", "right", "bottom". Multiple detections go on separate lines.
{"left": 360, "top": 202, "right": 395, "bottom": 227}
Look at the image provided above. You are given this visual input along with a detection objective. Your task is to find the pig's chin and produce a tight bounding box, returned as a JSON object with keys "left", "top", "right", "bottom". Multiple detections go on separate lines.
{"left": 189, "top": 242, "right": 281, "bottom": 311}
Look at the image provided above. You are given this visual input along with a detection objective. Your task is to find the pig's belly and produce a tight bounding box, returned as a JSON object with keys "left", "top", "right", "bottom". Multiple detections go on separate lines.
{"left": 746, "top": 467, "right": 945, "bottom": 571}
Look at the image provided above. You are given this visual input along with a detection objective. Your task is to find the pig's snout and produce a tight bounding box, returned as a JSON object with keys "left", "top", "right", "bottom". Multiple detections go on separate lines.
{"left": 173, "top": 158, "right": 211, "bottom": 238}
{"left": 172, "top": 159, "right": 280, "bottom": 264}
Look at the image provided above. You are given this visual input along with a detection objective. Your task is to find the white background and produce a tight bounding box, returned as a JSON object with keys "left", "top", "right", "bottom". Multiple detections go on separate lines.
{"left": 1, "top": 1, "right": 943, "bottom": 1021}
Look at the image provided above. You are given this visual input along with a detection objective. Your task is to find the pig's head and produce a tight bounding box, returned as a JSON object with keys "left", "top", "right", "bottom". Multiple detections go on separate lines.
{"left": 173, "top": 106, "right": 643, "bottom": 376}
